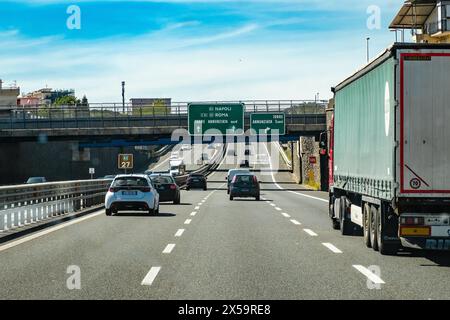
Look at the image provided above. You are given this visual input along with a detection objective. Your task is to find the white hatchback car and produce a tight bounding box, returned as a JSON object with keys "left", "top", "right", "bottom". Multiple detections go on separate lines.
{"left": 105, "top": 174, "right": 160, "bottom": 216}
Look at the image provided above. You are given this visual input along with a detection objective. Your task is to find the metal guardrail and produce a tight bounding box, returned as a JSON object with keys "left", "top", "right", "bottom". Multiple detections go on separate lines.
{"left": 0, "top": 147, "right": 225, "bottom": 233}
{"left": 0, "top": 101, "right": 327, "bottom": 130}
{"left": 0, "top": 179, "right": 111, "bottom": 233}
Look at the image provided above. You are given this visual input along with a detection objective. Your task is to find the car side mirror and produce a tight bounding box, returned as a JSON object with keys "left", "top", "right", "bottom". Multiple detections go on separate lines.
{"left": 225, "top": 176, "right": 228, "bottom": 180}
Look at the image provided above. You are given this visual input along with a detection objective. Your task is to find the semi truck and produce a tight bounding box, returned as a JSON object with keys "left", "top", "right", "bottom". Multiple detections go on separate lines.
{"left": 327, "top": 43, "right": 450, "bottom": 255}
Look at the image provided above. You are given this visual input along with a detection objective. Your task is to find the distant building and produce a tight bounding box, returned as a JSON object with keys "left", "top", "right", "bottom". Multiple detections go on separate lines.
{"left": 0, "top": 79, "right": 20, "bottom": 110}
{"left": 21, "top": 88, "right": 75, "bottom": 106}
{"left": 17, "top": 96, "right": 40, "bottom": 107}
{"left": 390, "top": 0, "right": 450, "bottom": 43}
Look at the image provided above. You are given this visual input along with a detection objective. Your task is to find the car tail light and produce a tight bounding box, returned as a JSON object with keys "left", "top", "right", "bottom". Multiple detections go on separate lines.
{"left": 252, "top": 176, "right": 258, "bottom": 184}
{"left": 231, "top": 176, "right": 237, "bottom": 183}
{"left": 109, "top": 187, "right": 116, "bottom": 193}
{"left": 141, "top": 187, "right": 151, "bottom": 193}
{"left": 400, "top": 216, "right": 425, "bottom": 226}
{"left": 170, "top": 184, "right": 177, "bottom": 190}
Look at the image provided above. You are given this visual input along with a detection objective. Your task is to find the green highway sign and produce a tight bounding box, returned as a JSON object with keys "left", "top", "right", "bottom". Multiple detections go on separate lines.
{"left": 250, "top": 113, "right": 286, "bottom": 135}
{"left": 188, "top": 103, "right": 244, "bottom": 136}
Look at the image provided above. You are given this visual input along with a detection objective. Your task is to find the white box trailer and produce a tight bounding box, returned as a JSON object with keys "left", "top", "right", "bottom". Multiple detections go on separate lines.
{"left": 328, "top": 43, "right": 450, "bottom": 255}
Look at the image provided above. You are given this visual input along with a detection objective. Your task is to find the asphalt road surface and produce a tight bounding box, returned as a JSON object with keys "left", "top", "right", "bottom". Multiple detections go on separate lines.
{"left": 0, "top": 143, "right": 449, "bottom": 300}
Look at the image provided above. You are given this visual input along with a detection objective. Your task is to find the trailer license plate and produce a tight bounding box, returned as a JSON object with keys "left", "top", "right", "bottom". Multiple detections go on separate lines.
{"left": 123, "top": 191, "right": 137, "bottom": 196}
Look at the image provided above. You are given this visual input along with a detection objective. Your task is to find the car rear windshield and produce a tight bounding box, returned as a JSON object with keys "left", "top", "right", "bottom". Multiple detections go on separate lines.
{"left": 229, "top": 170, "right": 250, "bottom": 179}
{"left": 151, "top": 176, "right": 174, "bottom": 184}
{"left": 235, "top": 175, "right": 254, "bottom": 183}
{"left": 113, "top": 177, "right": 149, "bottom": 187}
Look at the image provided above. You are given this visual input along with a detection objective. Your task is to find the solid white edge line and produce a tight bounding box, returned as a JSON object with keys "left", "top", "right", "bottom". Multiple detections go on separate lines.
{"left": 262, "top": 142, "right": 328, "bottom": 203}
{"left": 175, "top": 229, "right": 185, "bottom": 237}
{"left": 322, "top": 243, "right": 343, "bottom": 253}
{"left": 0, "top": 211, "right": 103, "bottom": 253}
{"left": 141, "top": 267, "right": 161, "bottom": 286}
{"left": 353, "top": 265, "right": 385, "bottom": 284}
{"left": 184, "top": 219, "right": 192, "bottom": 225}
{"left": 163, "top": 243, "right": 176, "bottom": 254}
{"left": 303, "top": 229, "right": 318, "bottom": 236}
{"left": 290, "top": 219, "right": 301, "bottom": 225}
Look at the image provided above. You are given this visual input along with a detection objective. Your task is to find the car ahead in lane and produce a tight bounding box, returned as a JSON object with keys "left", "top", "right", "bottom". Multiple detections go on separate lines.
{"left": 226, "top": 169, "right": 250, "bottom": 194}
{"left": 105, "top": 174, "right": 160, "bottom": 216}
{"left": 229, "top": 174, "right": 260, "bottom": 201}
{"left": 26, "top": 177, "right": 47, "bottom": 184}
{"left": 149, "top": 174, "right": 180, "bottom": 204}
{"left": 186, "top": 173, "right": 207, "bottom": 191}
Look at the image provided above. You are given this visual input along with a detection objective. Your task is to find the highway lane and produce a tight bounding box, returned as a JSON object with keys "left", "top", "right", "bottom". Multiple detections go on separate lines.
{"left": 0, "top": 142, "right": 449, "bottom": 300}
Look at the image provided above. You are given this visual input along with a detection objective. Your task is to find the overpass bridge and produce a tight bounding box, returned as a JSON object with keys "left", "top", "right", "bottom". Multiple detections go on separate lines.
{"left": 0, "top": 100, "right": 327, "bottom": 144}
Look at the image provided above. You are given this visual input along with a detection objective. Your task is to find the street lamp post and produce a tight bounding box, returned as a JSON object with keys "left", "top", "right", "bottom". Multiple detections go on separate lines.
{"left": 366, "top": 37, "right": 370, "bottom": 63}
{"left": 122, "top": 81, "right": 125, "bottom": 114}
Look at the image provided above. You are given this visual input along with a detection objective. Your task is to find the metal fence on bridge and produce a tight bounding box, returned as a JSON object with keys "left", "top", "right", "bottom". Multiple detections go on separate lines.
{"left": 0, "top": 100, "right": 327, "bottom": 130}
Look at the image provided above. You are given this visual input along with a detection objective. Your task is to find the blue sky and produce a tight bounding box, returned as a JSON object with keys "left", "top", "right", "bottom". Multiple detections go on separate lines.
{"left": 0, "top": 0, "right": 404, "bottom": 102}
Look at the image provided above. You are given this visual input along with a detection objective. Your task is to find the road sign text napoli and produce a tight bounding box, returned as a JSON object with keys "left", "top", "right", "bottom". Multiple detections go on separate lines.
{"left": 188, "top": 103, "right": 244, "bottom": 136}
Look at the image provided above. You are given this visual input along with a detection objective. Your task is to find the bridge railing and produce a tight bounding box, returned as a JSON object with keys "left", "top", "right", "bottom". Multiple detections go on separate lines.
{"left": 0, "top": 179, "right": 111, "bottom": 233}
{"left": 0, "top": 101, "right": 327, "bottom": 130}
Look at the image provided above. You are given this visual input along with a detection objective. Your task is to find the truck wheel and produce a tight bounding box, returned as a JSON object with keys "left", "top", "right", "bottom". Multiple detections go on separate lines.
{"left": 340, "top": 197, "right": 353, "bottom": 236}
{"left": 331, "top": 197, "right": 340, "bottom": 230}
{"left": 377, "top": 207, "right": 398, "bottom": 256}
{"left": 370, "top": 205, "right": 379, "bottom": 251}
{"left": 105, "top": 209, "right": 112, "bottom": 216}
{"left": 363, "top": 203, "right": 372, "bottom": 248}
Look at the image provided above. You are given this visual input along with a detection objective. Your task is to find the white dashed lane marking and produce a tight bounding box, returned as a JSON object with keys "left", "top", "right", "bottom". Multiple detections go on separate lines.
{"left": 175, "top": 229, "right": 185, "bottom": 237}
{"left": 281, "top": 212, "right": 291, "bottom": 218}
{"left": 190, "top": 211, "right": 197, "bottom": 216}
{"left": 303, "top": 229, "right": 318, "bottom": 237}
{"left": 322, "top": 243, "right": 342, "bottom": 253}
{"left": 353, "top": 265, "right": 385, "bottom": 284}
{"left": 141, "top": 267, "right": 161, "bottom": 286}
{"left": 290, "top": 219, "right": 301, "bottom": 225}
{"left": 275, "top": 207, "right": 282, "bottom": 211}
{"left": 184, "top": 219, "right": 192, "bottom": 225}
{"left": 194, "top": 206, "right": 200, "bottom": 210}
{"left": 163, "top": 244, "right": 176, "bottom": 254}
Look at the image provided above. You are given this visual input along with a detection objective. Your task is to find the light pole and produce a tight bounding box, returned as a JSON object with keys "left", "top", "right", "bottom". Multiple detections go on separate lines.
{"left": 366, "top": 37, "right": 370, "bottom": 63}
{"left": 122, "top": 81, "right": 125, "bottom": 114}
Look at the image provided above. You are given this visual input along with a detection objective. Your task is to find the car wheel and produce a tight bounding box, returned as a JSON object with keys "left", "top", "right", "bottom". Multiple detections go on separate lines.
{"left": 203, "top": 186, "right": 207, "bottom": 191}
{"left": 255, "top": 195, "right": 260, "bottom": 201}
{"left": 174, "top": 196, "right": 180, "bottom": 204}
{"left": 186, "top": 187, "right": 190, "bottom": 191}
{"left": 229, "top": 195, "right": 234, "bottom": 201}
{"left": 105, "top": 209, "right": 112, "bottom": 216}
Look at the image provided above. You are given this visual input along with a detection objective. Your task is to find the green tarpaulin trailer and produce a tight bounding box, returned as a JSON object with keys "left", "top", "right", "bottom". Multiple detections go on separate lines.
{"left": 328, "top": 43, "right": 450, "bottom": 255}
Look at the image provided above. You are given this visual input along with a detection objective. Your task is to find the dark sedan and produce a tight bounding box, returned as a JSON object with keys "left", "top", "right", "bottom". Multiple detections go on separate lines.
{"left": 186, "top": 173, "right": 207, "bottom": 191}
{"left": 229, "top": 174, "right": 260, "bottom": 201}
{"left": 149, "top": 174, "right": 181, "bottom": 204}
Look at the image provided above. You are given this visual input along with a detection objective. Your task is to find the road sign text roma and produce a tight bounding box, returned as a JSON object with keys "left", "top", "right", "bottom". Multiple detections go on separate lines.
{"left": 188, "top": 103, "right": 244, "bottom": 136}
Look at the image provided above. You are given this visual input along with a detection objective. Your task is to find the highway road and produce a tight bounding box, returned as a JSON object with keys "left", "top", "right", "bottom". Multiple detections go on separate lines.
{"left": 0, "top": 142, "right": 449, "bottom": 300}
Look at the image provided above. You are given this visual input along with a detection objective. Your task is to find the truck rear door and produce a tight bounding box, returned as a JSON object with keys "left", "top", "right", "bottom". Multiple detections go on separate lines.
{"left": 399, "top": 50, "right": 450, "bottom": 196}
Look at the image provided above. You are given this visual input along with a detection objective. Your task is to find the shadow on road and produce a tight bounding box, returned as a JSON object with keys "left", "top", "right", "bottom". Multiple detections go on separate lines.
{"left": 112, "top": 212, "right": 176, "bottom": 218}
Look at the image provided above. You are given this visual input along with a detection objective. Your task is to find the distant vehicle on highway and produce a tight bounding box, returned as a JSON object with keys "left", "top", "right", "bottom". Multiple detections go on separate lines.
{"left": 169, "top": 159, "right": 186, "bottom": 176}
{"left": 229, "top": 174, "right": 260, "bottom": 201}
{"left": 226, "top": 169, "right": 250, "bottom": 194}
{"left": 180, "top": 144, "right": 191, "bottom": 151}
{"left": 105, "top": 174, "right": 159, "bottom": 216}
{"left": 240, "top": 159, "right": 250, "bottom": 168}
{"left": 26, "top": 177, "right": 47, "bottom": 184}
{"left": 186, "top": 173, "right": 207, "bottom": 191}
{"left": 149, "top": 174, "right": 180, "bottom": 204}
